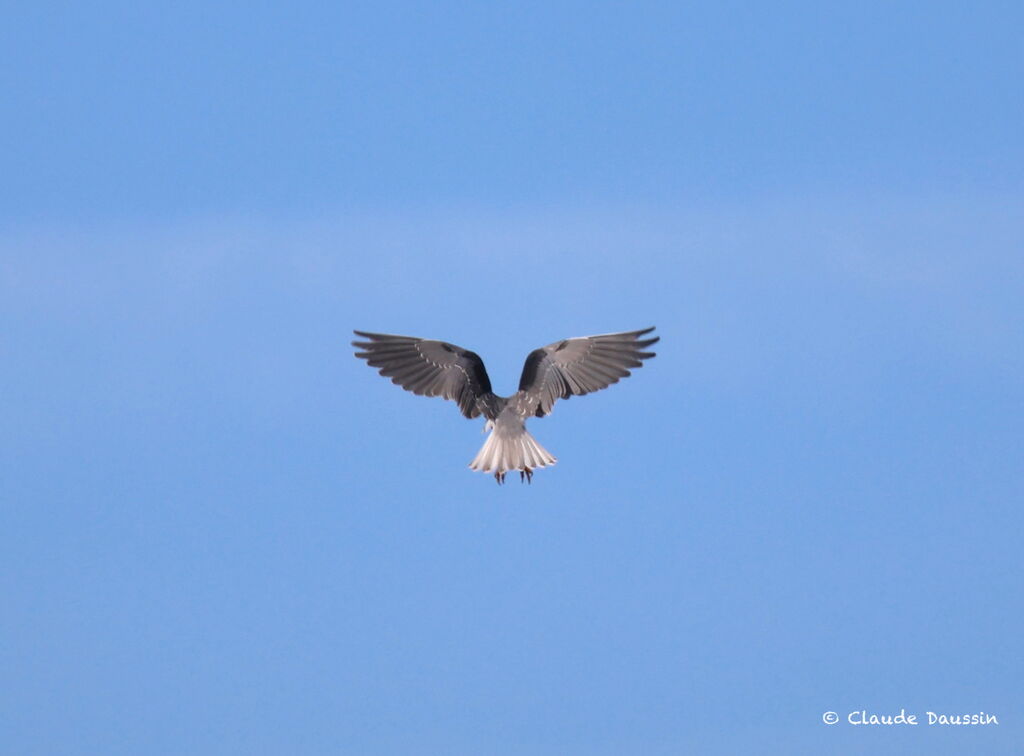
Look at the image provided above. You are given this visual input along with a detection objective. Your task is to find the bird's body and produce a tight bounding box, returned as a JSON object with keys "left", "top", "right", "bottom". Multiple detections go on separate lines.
{"left": 469, "top": 391, "right": 555, "bottom": 483}
{"left": 352, "top": 328, "right": 658, "bottom": 483}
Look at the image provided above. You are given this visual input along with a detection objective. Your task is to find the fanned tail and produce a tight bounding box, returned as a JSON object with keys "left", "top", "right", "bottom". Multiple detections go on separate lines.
{"left": 469, "top": 427, "right": 556, "bottom": 475}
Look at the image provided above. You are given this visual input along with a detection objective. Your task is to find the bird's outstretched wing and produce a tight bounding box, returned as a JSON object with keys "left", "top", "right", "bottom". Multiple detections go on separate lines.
{"left": 352, "top": 331, "right": 492, "bottom": 418}
{"left": 518, "top": 327, "right": 658, "bottom": 417}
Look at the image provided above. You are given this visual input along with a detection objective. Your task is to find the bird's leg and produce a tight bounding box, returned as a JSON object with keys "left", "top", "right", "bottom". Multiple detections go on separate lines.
{"left": 522, "top": 467, "right": 533, "bottom": 484}
{"left": 494, "top": 471, "right": 505, "bottom": 485}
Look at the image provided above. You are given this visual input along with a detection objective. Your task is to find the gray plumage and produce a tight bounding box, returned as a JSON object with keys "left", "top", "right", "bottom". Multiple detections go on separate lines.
{"left": 352, "top": 327, "right": 658, "bottom": 483}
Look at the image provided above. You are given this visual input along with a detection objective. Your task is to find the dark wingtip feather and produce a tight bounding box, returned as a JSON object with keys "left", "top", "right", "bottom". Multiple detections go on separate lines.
{"left": 352, "top": 330, "right": 420, "bottom": 344}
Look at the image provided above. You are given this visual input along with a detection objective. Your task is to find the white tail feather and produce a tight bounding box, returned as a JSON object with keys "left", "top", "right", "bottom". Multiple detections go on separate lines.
{"left": 469, "top": 428, "right": 556, "bottom": 474}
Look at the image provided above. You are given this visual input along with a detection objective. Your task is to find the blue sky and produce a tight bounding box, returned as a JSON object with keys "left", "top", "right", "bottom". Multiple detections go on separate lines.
{"left": 2, "top": 2, "right": 1022, "bottom": 754}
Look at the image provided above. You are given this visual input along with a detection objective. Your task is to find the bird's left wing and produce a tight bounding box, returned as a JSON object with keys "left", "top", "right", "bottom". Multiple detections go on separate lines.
{"left": 518, "top": 327, "right": 658, "bottom": 417}
{"left": 352, "top": 331, "right": 492, "bottom": 418}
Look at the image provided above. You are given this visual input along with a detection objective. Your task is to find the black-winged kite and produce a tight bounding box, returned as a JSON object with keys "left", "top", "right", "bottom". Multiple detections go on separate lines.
{"left": 352, "top": 327, "right": 658, "bottom": 483}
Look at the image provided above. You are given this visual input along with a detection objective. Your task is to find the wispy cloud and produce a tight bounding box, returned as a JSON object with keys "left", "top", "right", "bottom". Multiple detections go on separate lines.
{"left": 2, "top": 192, "right": 1020, "bottom": 400}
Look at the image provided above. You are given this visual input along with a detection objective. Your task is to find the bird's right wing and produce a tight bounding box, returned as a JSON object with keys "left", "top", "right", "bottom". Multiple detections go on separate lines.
{"left": 352, "top": 331, "right": 492, "bottom": 418}
{"left": 518, "top": 327, "right": 658, "bottom": 417}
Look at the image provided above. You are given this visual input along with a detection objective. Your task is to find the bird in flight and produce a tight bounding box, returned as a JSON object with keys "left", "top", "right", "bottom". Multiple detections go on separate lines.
{"left": 352, "top": 327, "right": 658, "bottom": 484}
